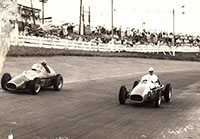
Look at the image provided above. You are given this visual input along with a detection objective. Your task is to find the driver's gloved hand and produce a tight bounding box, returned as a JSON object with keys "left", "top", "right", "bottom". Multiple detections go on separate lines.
{"left": 42, "top": 64, "right": 51, "bottom": 73}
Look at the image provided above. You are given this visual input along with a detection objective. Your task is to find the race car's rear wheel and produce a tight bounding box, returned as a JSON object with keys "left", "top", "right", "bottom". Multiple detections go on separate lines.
{"left": 31, "top": 78, "right": 41, "bottom": 95}
{"left": 164, "top": 84, "right": 172, "bottom": 102}
{"left": 1, "top": 73, "right": 11, "bottom": 91}
{"left": 154, "top": 91, "right": 161, "bottom": 108}
{"left": 53, "top": 75, "right": 63, "bottom": 91}
{"left": 119, "top": 86, "right": 128, "bottom": 104}
{"left": 132, "top": 80, "right": 139, "bottom": 89}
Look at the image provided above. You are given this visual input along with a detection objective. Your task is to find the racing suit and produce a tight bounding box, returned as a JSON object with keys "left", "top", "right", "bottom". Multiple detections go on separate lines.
{"left": 141, "top": 74, "right": 160, "bottom": 88}
{"left": 31, "top": 63, "right": 56, "bottom": 77}
{"left": 141, "top": 74, "right": 159, "bottom": 83}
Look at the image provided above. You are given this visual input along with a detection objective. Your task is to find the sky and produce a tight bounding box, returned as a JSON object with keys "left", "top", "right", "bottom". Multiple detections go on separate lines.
{"left": 16, "top": 0, "right": 200, "bottom": 35}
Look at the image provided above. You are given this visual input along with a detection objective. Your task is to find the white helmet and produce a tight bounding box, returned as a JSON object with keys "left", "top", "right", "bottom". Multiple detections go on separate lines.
{"left": 41, "top": 60, "right": 47, "bottom": 65}
{"left": 148, "top": 67, "right": 154, "bottom": 72}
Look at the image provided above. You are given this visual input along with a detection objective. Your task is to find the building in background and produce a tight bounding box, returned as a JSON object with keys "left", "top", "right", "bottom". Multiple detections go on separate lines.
{"left": 17, "top": 4, "right": 41, "bottom": 32}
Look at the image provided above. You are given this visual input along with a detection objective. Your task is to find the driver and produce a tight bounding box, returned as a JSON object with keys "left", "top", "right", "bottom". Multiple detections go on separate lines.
{"left": 141, "top": 67, "right": 160, "bottom": 84}
{"left": 41, "top": 60, "right": 51, "bottom": 73}
{"left": 31, "top": 60, "right": 56, "bottom": 76}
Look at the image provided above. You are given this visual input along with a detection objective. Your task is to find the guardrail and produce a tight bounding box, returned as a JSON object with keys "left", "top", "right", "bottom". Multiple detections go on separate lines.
{"left": 11, "top": 35, "right": 200, "bottom": 55}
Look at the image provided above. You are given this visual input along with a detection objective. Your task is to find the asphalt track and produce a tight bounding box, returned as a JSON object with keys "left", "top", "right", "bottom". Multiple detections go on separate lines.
{"left": 0, "top": 56, "right": 200, "bottom": 139}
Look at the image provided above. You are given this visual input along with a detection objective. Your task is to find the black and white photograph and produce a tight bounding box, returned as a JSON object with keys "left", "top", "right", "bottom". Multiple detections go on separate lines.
{"left": 0, "top": 0, "right": 200, "bottom": 138}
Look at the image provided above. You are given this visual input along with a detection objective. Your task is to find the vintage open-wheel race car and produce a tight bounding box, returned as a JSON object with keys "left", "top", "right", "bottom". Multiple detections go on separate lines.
{"left": 1, "top": 63, "right": 63, "bottom": 95}
{"left": 119, "top": 79, "right": 172, "bottom": 108}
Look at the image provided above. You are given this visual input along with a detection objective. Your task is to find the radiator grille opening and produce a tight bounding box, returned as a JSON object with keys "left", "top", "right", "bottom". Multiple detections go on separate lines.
{"left": 6, "top": 83, "right": 17, "bottom": 90}
{"left": 130, "top": 95, "right": 143, "bottom": 101}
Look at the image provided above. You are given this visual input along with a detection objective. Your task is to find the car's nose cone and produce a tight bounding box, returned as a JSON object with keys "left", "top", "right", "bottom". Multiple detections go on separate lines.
{"left": 6, "top": 83, "right": 17, "bottom": 91}
{"left": 132, "top": 85, "right": 146, "bottom": 95}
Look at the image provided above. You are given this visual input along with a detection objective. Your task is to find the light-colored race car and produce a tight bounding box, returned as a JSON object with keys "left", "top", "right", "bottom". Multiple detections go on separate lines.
{"left": 119, "top": 79, "right": 172, "bottom": 108}
{"left": 1, "top": 63, "right": 63, "bottom": 95}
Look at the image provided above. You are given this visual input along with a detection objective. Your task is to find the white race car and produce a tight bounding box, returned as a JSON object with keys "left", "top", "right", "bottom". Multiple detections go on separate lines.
{"left": 119, "top": 79, "right": 172, "bottom": 108}
{"left": 1, "top": 63, "right": 63, "bottom": 95}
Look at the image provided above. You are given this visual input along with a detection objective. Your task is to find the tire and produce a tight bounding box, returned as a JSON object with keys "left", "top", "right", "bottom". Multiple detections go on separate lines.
{"left": 31, "top": 78, "right": 41, "bottom": 95}
{"left": 132, "top": 80, "right": 139, "bottom": 89}
{"left": 164, "top": 84, "right": 172, "bottom": 102}
{"left": 1, "top": 73, "right": 11, "bottom": 91}
{"left": 154, "top": 91, "right": 161, "bottom": 108}
{"left": 53, "top": 75, "right": 63, "bottom": 91}
{"left": 119, "top": 86, "right": 128, "bottom": 104}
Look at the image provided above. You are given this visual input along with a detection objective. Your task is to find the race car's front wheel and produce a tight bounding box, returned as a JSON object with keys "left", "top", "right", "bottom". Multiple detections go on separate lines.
{"left": 154, "top": 91, "right": 161, "bottom": 108}
{"left": 164, "top": 84, "right": 172, "bottom": 102}
{"left": 53, "top": 75, "right": 63, "bottom": 91}
{"left": 119, "top": 86, "right": 128, "bottom": 104}
{"left": 1, "top": 73, "right": 12, "bottom": 91}
{"left": 31, "top": 78, "right": 41, "bottom": 95}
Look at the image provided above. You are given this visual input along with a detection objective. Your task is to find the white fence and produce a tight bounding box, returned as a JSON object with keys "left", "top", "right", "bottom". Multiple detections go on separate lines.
{"left": 11, "top": 35, "right": 200, "bottom": 55}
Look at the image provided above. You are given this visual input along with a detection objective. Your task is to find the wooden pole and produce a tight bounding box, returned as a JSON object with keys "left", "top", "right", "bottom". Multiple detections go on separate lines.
{"left": 83, "top": 6, "right": 85, "bottom": 35}
{"left": 42, "top": 1, "right": 44, "bottom": 24}
{"left": 30, "top": 0, "right": 36, "bottom": 25}
{"left": 111, "top": 0, "right": 113, "bottom": 39}
{"left": 173, "top": 9, "right": 175, "bottom": 34}
{"left": 89, "top": 6, "right": 91, "bottom": 29}
{"left": 79, "top": 0, "right": 82, "bottom": 35}
{"left": 172, "top": 8, "right": 176, "bottom": 56}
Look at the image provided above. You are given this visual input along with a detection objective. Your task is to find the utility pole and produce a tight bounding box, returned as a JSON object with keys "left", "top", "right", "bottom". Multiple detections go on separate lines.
{"left": 83, "top": 6, "right": 85, "bottom": 35}
{"left": 30, "top": 0, "right": 36, "bottom": 25}
{"left": 172, "top": 8, "right": 176, "bottom": 56}
{"left": 88, "top": 6, "right": 91, "bottom": 29}
{"left": 173, "top": 8, "right": 175, "bottom": 45}
{"left": 39, "top": 0, "right": 48, "bottom": 24}
{"left": 79, "top": 0, "right": 82, "bottom": 35}
{"left": 111, "top": 0, "right": 114, "bottom": 39}
{"left": 173, "top": 9, "right": 175, "bottom": 36}
{"left": 42, "top": 2, "right": 44, "bottom": 24}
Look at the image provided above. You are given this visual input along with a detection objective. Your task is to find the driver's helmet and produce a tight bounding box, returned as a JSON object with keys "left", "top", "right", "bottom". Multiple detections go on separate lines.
{"left": 31, "top": 63, "right": 41, "bottom": 71}
{"left": 41, "top": 60, "right": 47, "bottom": 65}
{"left": 148, "top": 67, "right": 154, "bottom": 73}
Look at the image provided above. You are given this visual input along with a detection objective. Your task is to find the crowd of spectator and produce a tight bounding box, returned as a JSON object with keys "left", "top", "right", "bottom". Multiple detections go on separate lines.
{"left": 92, "top": 27, "right": 200, "bottom": 47}
{"left": 19, "top": 22, "right": 200, "bottom": 47}
{"left": 119, "top": 29, "right": 200, "bottom": 47}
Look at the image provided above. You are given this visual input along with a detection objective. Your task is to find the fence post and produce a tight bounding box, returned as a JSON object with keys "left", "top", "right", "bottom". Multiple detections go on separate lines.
{"left": 172, "top": 46, "right": 176, "bottom": 56}
{"left": 64, "top": 39, "right": 67, "bottom": 49}
{"left": 51, "top": 38, "right": 54, "bottom": 48}
{"left": 82, "top": 42, "right": 85, "bottom": 50}
{"left": 15, "top": 33, "right": 19, "bottom": 46}
{"left": 89, "top": 42, "right": 92, "bottom": 51}
{"left": 156, "top": 44, "right": 159, "bottom": 54}
{"left": 17, "top": 34, "right": 19, "bottom": 46}
{"left": 39, "top": 37, "right": 42, "bottom": 47}
{"left": 111, "top": 41, "right": 114, "bottom": 52}
{"left": 199, "top": 46, "right": 200, "bottom": 53}
{"left": 22, "top": 32, "right": 25, "bottom": 46}
{"left": 72, "top": 40, "right": 75, "bottom": 49}
{"left": 162, "top": 46, "right": 166, "bottom": 55}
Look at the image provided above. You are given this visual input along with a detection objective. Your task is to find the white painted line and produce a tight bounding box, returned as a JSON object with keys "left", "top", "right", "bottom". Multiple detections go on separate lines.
{"left": 64, "top": 68, "right": 200, "bottom": 84}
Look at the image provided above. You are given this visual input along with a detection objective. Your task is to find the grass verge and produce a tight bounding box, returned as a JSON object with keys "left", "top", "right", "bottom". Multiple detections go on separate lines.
{"left": 7, "top": 46, "right": 200, "bottom": 61}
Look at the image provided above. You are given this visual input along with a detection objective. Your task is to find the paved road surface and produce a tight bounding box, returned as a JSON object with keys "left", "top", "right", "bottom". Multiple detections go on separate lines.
{"left": 0, "top": 56, "right": 200, "bottom": 139}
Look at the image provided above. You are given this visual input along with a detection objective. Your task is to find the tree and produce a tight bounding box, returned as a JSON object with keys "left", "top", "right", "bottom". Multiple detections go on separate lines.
{"left": 39, "top": 0, "right": 48, "bottom": 24}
